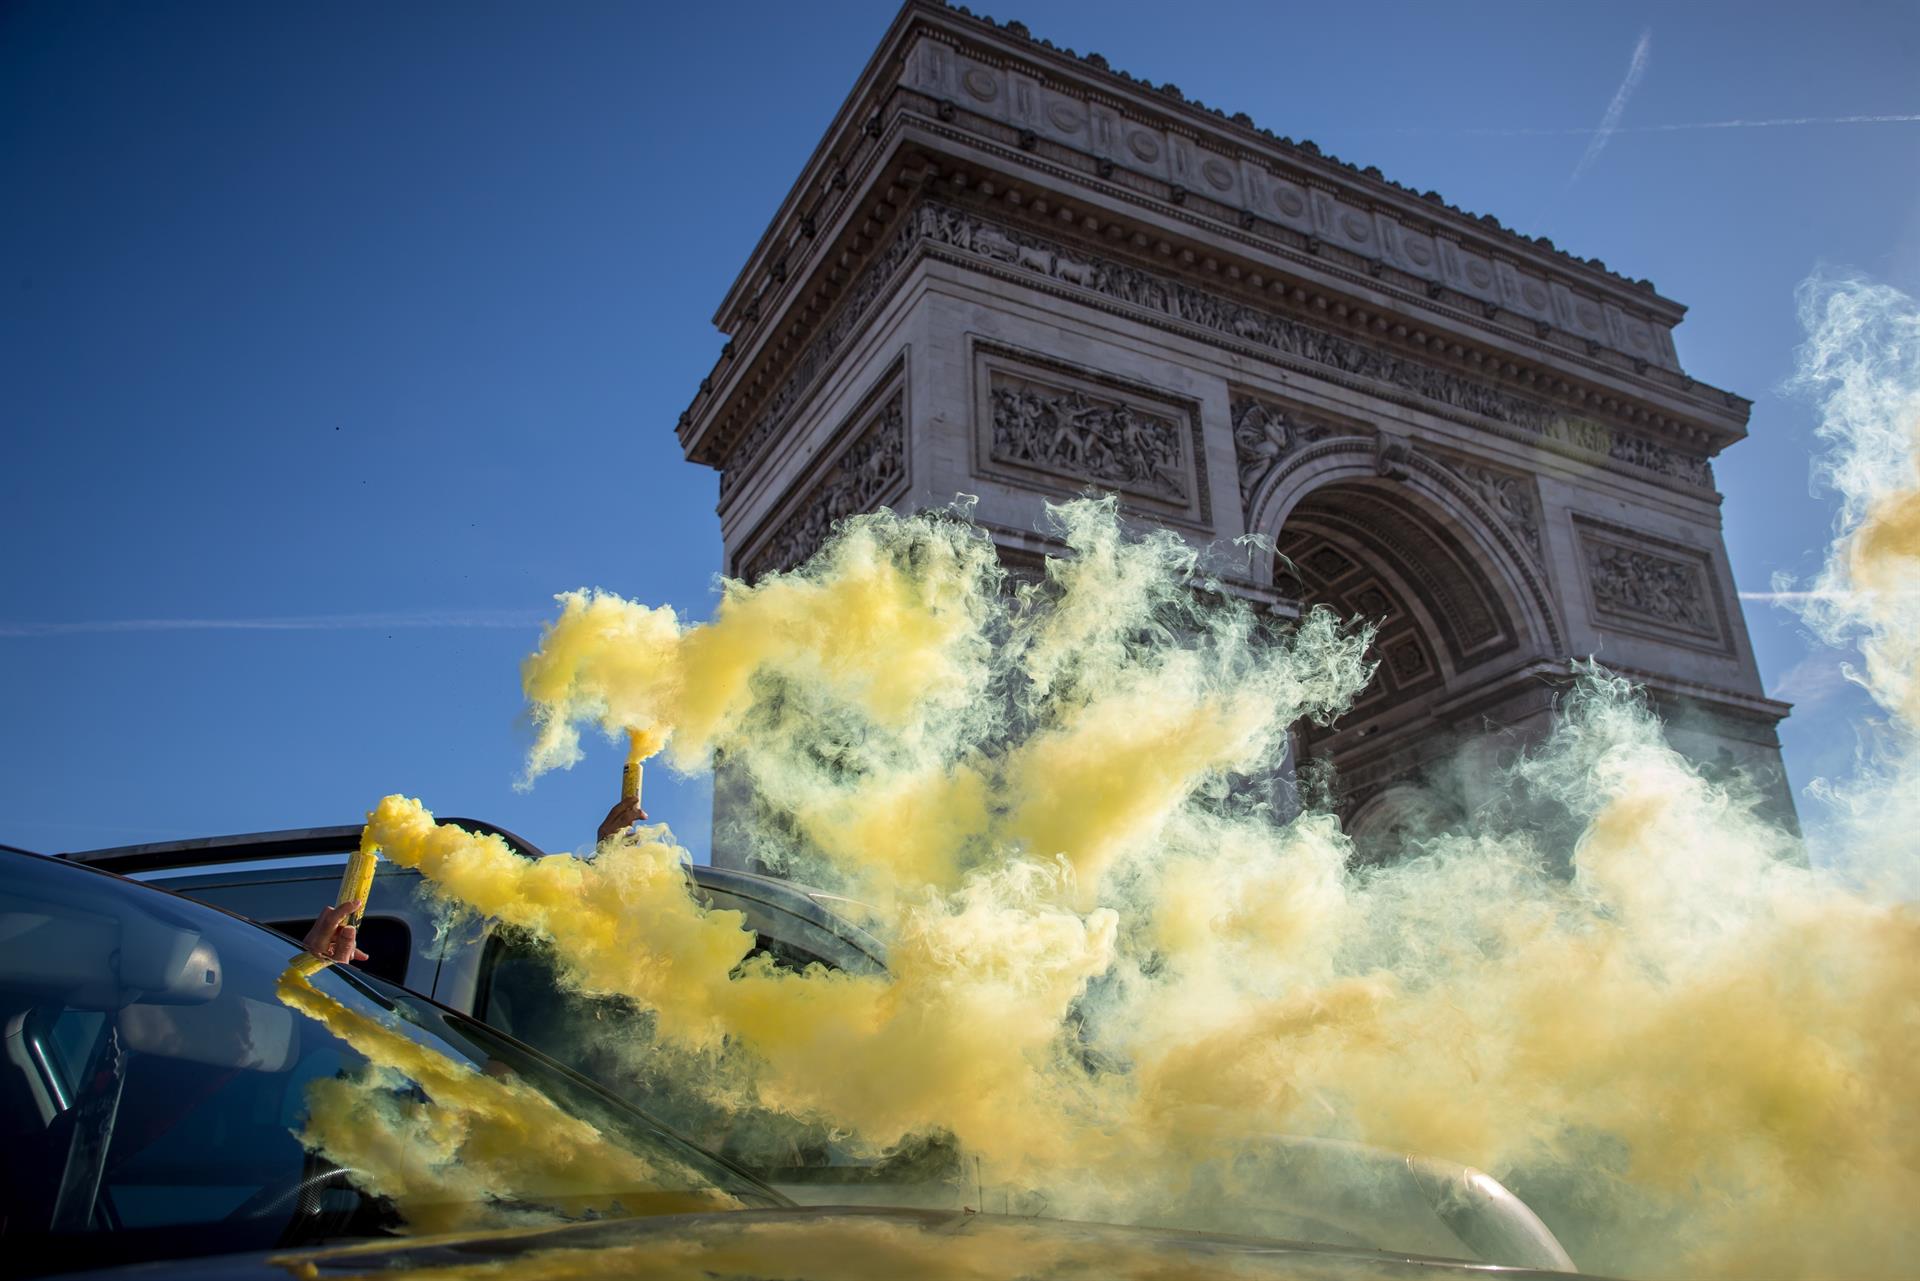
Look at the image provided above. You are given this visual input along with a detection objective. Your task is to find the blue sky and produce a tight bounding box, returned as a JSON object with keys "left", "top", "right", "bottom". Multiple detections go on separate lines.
{"left": 3, "top": 0, "right": 1916, "bottom": 857}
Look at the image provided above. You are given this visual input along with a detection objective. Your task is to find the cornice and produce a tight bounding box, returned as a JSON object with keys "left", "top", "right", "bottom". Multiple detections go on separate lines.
{"left": 1597, "top": 665, "right": 1792, "bottom": 725}
{"left": 899, "top": 124, "right": 1746, "bottom": 434}
{"left": 710, "top": 4, "right": 925, "bottom": 331}
{"left": 683, "top": 4, "right": 1758, "bottom": 470}
{"left": 678, "top": 111, "right": 937, "bottom": 469}
{"left": 916, "top": 1, "right": 1680, "bottom": 306}
{"left": 683, "top": 165, "right": 1745, "bottom": 497}
{"left": 889, "top": 18, "right": 1703, "bottom": 378}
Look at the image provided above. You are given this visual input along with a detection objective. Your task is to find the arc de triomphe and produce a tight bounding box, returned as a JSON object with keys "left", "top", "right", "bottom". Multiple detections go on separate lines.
{"left": 676, "top": 2, "right": 1792, "bottom": 858}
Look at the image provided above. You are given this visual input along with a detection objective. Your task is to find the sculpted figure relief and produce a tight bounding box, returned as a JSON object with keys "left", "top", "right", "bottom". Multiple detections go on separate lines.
{"left": 1230, "top": 396, "right": 1336, "bottom": 504}
{"left": 1438, "top": 458, "right": 1544, "bottom": 564}
{"left": 1608, "top": 433, "right": 1711, "bottom": 488}
{"left": 989, "top": 375, "right": 1187, "bottom": 502}
{"left": 741, "top": 392, "right": 906, "bottom": 581}
{"left": 1586, "top": 539, "right": 1715, "bottom": 634}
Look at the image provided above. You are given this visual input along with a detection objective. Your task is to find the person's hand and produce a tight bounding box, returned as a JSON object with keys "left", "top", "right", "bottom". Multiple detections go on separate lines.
{"left": 597, "top": 797, "right": 649, "bottom": 843}
{"left": 303, "top": 900, "right": 371, "bottom": 965}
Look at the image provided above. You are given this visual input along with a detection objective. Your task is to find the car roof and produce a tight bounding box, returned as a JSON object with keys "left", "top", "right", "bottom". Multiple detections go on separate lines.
{"left": 62, "top": 821, "right": 889, "bottom": 969}
{"left": 60, "top": 820, "right": 541, "bottom": 874}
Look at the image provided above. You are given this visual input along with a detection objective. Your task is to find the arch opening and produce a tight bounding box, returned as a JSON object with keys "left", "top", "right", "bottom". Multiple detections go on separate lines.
{"left": 1275, "top": 478, "right": 1529, "bottom": 847}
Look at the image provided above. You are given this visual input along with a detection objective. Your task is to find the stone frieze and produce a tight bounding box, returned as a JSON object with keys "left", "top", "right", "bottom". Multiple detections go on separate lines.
{"left": 989, "top": 372, "right": 1187, "bottom": 502}
{"left": 911, "top": 202, "right": 1713, "bottom": 489}
{"left": 719, "top": 199, "right": 1715, "bottom": 500}
{"left": 1574, "top": 517, "right": 1725, "bottom": 647}
{"left": 737, "top": 388, "right": 906, "bottom": 582}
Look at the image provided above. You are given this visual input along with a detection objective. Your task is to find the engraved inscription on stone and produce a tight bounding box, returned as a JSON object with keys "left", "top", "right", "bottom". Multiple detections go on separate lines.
{"left": 1578, "top": 525, "right": 1720, "bottom": 642}
{"left": 989, "top": 372, "right": 1186, "bottom": 502}
{"left": 739, "top": 388, "right": 906, "bottom": 582}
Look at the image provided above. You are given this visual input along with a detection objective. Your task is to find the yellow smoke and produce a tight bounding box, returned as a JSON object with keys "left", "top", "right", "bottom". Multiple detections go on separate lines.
{"left": 276, "top": 961, "right": 741, "bottom": 1235}
{"left": 361, "top": 793, "right": 1120, "bottom": 1179}
{"left": 320, "top": 281, "right": 1920, "bottom": 1279}
{"left": 1773, "top": 278, "right": 1920, "bottom": 960}
{"left": 627, "top": 725, "right": 667, "bottom": 768}
{"left": 519, "top": 519, "right": 997, "bottom": 787}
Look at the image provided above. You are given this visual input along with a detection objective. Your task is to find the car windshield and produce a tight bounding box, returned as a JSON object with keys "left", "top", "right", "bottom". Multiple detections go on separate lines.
{"left": 0, "top": 851, "right": 783, "bottom": 1276}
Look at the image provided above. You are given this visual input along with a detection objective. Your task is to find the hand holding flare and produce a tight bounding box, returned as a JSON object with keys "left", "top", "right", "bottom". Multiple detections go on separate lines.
{"left": 597, "top": 726, "right": 665, "bottom": 844}
{"left": 300, "top": 834, "right": 379, "bottom": 965}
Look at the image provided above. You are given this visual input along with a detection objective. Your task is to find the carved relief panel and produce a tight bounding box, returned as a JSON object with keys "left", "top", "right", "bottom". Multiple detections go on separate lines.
{"left": 1572, "top": 515, "right": 1729, "bottom": 652}
{"left": 736, "top": 364, "right": 908, "bottom": 582}
{"left": 1229, "top": 393, "right": 1364, "bottom": 510}
{"left": 972, "top": 343, "right": 1210, "bottom": 529}
{"left": 1430, "top": 453, "right": 1545, "bottom": 567}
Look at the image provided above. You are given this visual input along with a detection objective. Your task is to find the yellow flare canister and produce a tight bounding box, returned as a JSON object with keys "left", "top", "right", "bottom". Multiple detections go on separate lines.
{"left": 335, "top": 837, "right": 379, "bottom": 929}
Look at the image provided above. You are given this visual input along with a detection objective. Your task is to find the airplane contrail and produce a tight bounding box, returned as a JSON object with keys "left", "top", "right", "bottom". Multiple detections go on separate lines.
{"left": 0, "top": 609, "right": 550, "bottom": 638}
{"left": 1740, "top": 590, "right": 1835, "bottom": 603}
{"left": 1383, "top": 112, "right": 1920, "bottom": 138}
{"left": 1738, "top": 590, "right": 1917, "bottom": 603}
{"left": 1569, "top": 27, "right": 1653, "bottom": 187}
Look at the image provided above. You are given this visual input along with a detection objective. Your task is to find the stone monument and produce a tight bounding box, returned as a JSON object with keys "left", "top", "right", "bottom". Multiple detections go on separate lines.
{"left": 676, "top": 1, "right": 1792, "bottom": 858}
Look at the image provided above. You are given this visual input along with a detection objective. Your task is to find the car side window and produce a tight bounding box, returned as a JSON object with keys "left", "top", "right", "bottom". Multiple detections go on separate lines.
{"left": 469, "top": 926, "right": 830, "bottom": 1094}
{"left": 693, "top": 887, "right": 851, "bottom": 974}
{"left": 473, "top": 927, "right": 565, "bottom": 1047}
{"left": 474, "top": 925, "right": 834, "bottom": 1056}
{"left": 741, "top": 931, "right": 835, "bottom": 974}
{"left": 468, "top": 926, "right": 836, "bottom": 1170}
{"left": 472, "top": 929, "right": 653, "bottom": 1104}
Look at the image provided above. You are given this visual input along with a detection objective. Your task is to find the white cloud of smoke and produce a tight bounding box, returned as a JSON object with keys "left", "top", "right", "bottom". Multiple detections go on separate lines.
{"left": 329, "top": 277, "right": 1920, "bottom": 1280}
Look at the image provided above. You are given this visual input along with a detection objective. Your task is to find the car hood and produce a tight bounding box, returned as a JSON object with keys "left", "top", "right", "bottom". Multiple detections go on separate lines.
{"left": 72, "top": 1206, "right": 1601, "bottom": 1280}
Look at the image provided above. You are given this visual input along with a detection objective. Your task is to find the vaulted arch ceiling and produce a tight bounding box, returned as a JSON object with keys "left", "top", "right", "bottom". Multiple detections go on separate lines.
{"left": 1277, "top": 480, "right": 1521, "bottom": 724}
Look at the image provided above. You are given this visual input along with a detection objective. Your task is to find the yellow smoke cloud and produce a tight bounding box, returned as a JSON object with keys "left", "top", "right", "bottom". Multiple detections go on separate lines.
{"left": 1779, "top": 278, "right": 1920, "bottom": 940}
{"left": 276, "top": 961, "right": 740, "bottom": 1235}
{"left": 320, "top": 282, "right": 1920, "bottom": 1279}
{"left": 360, "top": 793, "right": 1119, "bottom": 1180}
{"left": 519, "top": 518, "right": 998, "bottom": 786}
